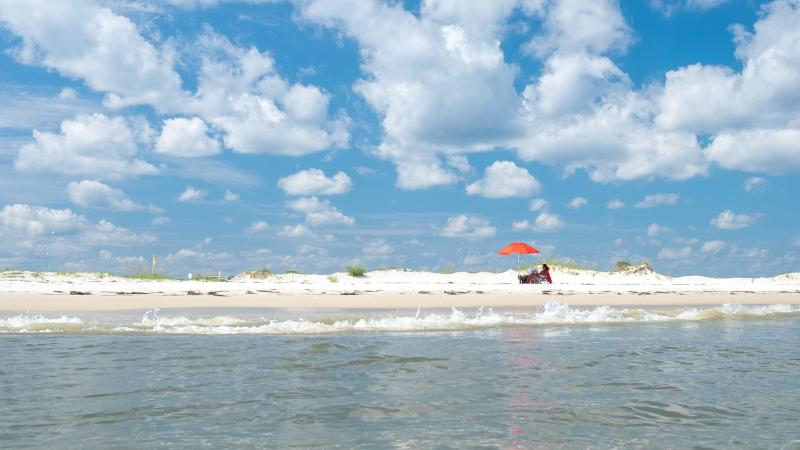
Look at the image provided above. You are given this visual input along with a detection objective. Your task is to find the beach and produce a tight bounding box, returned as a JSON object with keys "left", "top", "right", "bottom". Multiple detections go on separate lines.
{"left": 1, "top": 267, "right": 798, "bottom": 312}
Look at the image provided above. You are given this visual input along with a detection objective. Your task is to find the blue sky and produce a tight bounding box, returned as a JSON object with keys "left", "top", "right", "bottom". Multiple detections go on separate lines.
{"left": 0, "top": 0, "right": 798, "bottom": 277}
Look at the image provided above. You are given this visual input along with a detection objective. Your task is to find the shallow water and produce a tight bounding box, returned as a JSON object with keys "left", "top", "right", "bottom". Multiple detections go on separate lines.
{"left": 1, "top": 302, "right": 799, "bottom": 449}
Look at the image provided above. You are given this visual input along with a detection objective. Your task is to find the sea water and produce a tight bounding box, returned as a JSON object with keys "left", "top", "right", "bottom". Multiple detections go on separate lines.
{"left": 1, "top": 301, "right": 798, "bottom": 449}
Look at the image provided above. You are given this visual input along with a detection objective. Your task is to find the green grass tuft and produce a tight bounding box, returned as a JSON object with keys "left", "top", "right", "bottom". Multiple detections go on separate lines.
{"left": 327, "top": 275, "right": 338, "bottom": 283}
{"left": 614, "top": 261, "right": 634, "bottom": 272}
{"left": 346, "top": 265, "right": 366, "bottom": 277}
{"left": 283, "top": 269, "right": 300, "bottom": 274}
{"left": 124, "top": 273, "right": 171, "bottom": 280}
{"left": 520, "top": 259, "right": 590, "bottom": 272}
{"left": 244, "top": 268, "right": 272, "bottom": 279}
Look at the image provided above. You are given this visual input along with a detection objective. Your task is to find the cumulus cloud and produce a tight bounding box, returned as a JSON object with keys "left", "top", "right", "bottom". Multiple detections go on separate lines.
{"left": 532, "top": 212, "right": 564, "bottom": 232}
{"left": 245, "top": 220, "right": 269, "bottom": 234}
{"left": 647, "top": 223, "right": 670, "bottom": 237}
{"left": 14, "top": 114, "right": 158, "bottom": 181}
{"left": 658, "top": 246, "right": 693, "bottom": 260}
{"left": 66, "top": 180, "right": 160, "bottom": 213}
{"left": 0, "top": 0, "right": 188, "bottom": 111}
{"left": 187, "top": 30, "right": 349, "bottom": 157}
{"left": 277, "top": 169, "right": 353, "bottom": 196}
{"left": 512, "top": 220, "right": 530, "bottom": 232}
{"left": 567, "top": 197, "right": 588, "bottom": 208}
{"left": 711, "top": 210, "right": 757, "bottom": 230}
{"left": 529, "top": 198, "right": 550, "bottom": 212}
{"left": 607, "top": 199, "right": 625, "bottom": 209}
{"left": 299, "top": 0, "right": 523, "bottom": 189}
{"left": 650, "top": 0, "right": 730, "bottom": 16}
{"left": 706, "top": 129, "right": 800, "bottom": 174}
{"left": 278, "top": 224, "right": 313, "bottom": 238}
{"left": 701, "top": 240, "right": 727, "bottom": 253}
{"left": 466, "top": 161, "right": 541, "bottom": 198}
{"left": 177, "top": 186, "right": 206, "bottom": 202}
{"left": 0, "top": 3, "right": 349, "bottom": 162}
{"left": 154, "top": 117, "right": 220, "bottom": 157}
{"left": 0, "top": 203, "right": 155, "bottom": 257}
{"left": 223, "top": 190, "right": 239, "bottom": 201}
{"left": 363, "top": 239, "right": 393, "bottom": 258}
{"left": 744, "top": 177, "right": 767, "bottom": 192}
{"left": 152, "top": 216, "right": 171, "bottom": 226}
{"left": 657, "top": 1, "right": 800, "bottom": 174}
{"left": 635, "top": 193, "right": 679, "bottom": 208}
{"left": 441, "top": 214, "right": 496, "bottom": 238}
{"left": 287, "top": 196, "right": 354, "bottom": 227}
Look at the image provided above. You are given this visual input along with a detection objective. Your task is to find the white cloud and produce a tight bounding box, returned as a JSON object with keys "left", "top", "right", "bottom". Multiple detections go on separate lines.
{"left": 299, "top": 0, "right": 523, "bottom": 189}
{"left": 354, "top": 166, "right": 376, "bottom": 176}
{"left": 441, "top": 214, "right": 496, "bottom": 238}
{"left": 154, "top": 117, "right": 221, "bottom": 157}
{"left": 279, "top": 224, "right": 313, "bottom": 238}
{"left": 525, "top": 0, "right": 633, "bottom": 57}
{"left": 650, "top": 0, "right": 730, "bottom": 16}
{"left": 287, "top": 196, "right": 354, "bottom": 227}
{"left": 512, "top": 220, "right": 530, "bottom": 232}
{"left": 529, "top": 198, "right": 549, "bottom": 212}
{"left": 635, "top": 193, "right": 679, "bottom": 208}
{"left": 607, "top": 199, "right": 625, "bottom": 209}
{"left": 658, "top": 246, "right": 694, "bottom": 260}
{"left": 711, "top": 210, "right": 757, "bottom": 230}
{"left": 567, "top": 196, "right": 588, "bottom": 208}
{"left": 223, "top": 190, "right": 239, "bottom": 201}
{"left": 706, "top": 129, "right": 800, "bottom": 174}
{"left": 532, "top": 212, "right": 564, "bottom": 232}
{"left": 363, "top": 239, "right": 393, "bottom": 258}
{"left": 466, "top": 161, "right": 541, "bottom": 198}
{"left": 152, "top": 216, "right": 171, "bottom": 226}
{"left": 647, "top": 223, "right": 670, "bottom": 237}
{"left": 656, "top": 1, "right": 800, "bottom": 174}
{"left": 701, "top": 240, "right": 727, "bottom": 254}
{"left": 0, "top": 203, "right": 154, "bottom": 256}
{"left": 245, "top": 220, "right": 269, "bottom": 234}
{"left": 744, "top": 177, "right": 767, "bottom": 193}
{"left": 277, "top": 169, "right": 353, "bottom": 196}
{"left": 177, "top": 186, "right": 206, "bottom": 202}
{"left": 0, "top": 0, "right": 188, "bottom": 111}
{"left": 188, "top": 30, "right": 349, "bottom": 157}
{"left": 14, "top": 114, "right": 158, "bottom": 181}
{"left": 67, "top": 180, "right": 160, "bottom": 213}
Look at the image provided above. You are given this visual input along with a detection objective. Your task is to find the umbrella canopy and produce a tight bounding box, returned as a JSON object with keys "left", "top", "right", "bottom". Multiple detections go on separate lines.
{"left": 498, "top": 242, "right": 539, "bottom": 255}
{"left": 498, "top": 242, "right": 540, "bottom": 270}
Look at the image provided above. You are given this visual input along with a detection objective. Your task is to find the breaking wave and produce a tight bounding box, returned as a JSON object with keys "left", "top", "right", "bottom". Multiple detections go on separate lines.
{"left": 1, "top": 301, "right": 798, "bottom": 335}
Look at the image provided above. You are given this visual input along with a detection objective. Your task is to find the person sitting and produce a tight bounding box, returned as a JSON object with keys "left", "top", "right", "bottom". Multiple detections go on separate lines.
{"left": 518, "top": 264, "right": 552, "bottom": 284}
{"left": 539, "top": 263, "right": 552, "bottom": 284}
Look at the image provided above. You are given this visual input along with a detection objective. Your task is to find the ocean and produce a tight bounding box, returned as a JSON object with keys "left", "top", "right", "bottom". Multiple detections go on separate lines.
{"left": 1, "top": 301, "right": 798, "bottom": 449}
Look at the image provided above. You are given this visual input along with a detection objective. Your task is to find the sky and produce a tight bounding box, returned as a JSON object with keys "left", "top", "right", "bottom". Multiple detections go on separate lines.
{"left": 0, "top": 0, "right": 798, "bottom": 277}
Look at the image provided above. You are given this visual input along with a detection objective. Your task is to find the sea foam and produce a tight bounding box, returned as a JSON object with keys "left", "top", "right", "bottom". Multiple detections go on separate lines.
{"left": 1, "top": 300, "right": 798, "bottom": 335}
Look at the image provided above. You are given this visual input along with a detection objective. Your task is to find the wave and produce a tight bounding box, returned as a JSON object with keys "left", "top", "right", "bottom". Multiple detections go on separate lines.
{"left": 1, "top": 301, "right": 798, "bottom": 335}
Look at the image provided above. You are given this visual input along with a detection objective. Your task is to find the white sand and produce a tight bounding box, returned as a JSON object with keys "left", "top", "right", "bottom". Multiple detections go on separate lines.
{"left": 0, "top": 266, "right": 798, "bottom": 311}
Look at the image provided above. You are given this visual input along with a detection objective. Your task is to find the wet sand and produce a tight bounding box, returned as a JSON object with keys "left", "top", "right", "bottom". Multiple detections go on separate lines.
{"left": 1, "top": 291, "right": 798, "bottom": 311}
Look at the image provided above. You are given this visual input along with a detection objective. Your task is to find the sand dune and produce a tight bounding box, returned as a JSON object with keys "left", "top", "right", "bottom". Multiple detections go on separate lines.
{"left": 1, "top": 267, "right": 798, "bottom": 311}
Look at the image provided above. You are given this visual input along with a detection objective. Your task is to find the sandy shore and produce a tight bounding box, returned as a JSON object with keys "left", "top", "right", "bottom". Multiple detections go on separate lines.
{"left": 1, "top": 291, "right": 799, "bottom": 311}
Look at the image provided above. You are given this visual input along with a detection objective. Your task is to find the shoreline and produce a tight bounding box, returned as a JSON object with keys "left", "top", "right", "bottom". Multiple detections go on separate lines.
{"left": 1, "top": 291, "right": 799, "bottom": 312}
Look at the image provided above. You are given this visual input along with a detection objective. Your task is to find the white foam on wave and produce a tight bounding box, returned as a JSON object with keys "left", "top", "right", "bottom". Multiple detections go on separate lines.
{"left": 0, "top": 314, "right": 85, "bottom": 333}
{"left": 1, "top": 301, "right": 798, "bottom": 334}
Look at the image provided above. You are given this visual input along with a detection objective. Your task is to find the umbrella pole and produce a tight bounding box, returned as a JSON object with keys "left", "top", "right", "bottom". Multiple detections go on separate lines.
{"left": 517, "top": 254, "right": 520, "bottom": 271}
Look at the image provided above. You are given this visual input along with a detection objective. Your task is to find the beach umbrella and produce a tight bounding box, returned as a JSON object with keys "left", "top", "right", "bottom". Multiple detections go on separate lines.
{"left": 498, "top": 242, "right": 539, "bottom": 269}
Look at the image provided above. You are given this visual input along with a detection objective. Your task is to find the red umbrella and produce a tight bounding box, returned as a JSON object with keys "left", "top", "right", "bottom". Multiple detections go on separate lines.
{"left": 498, "top": 242, "right": 539, "bottom": 269}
